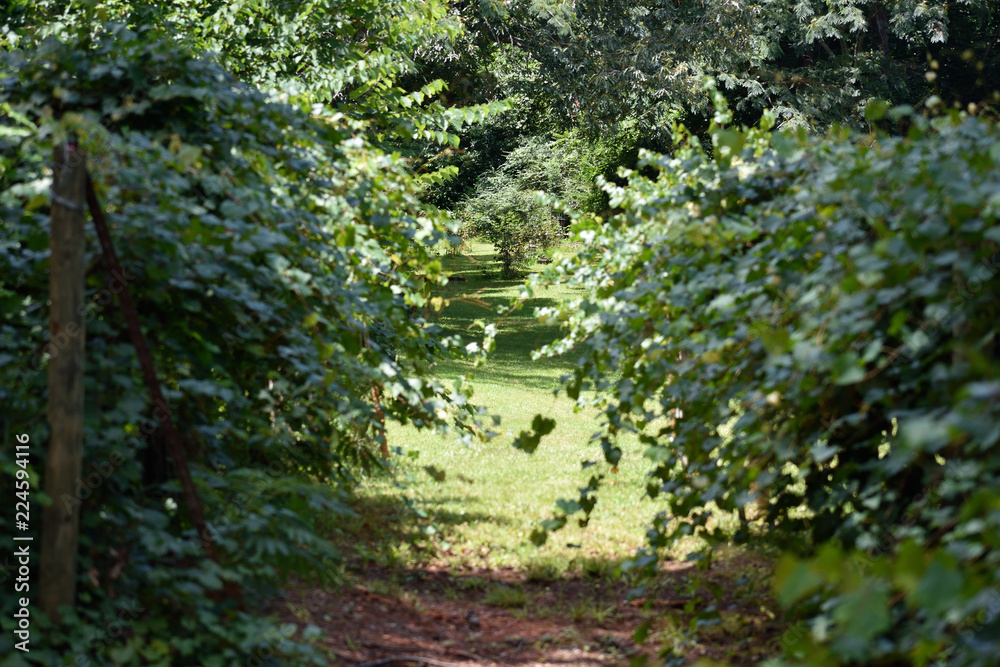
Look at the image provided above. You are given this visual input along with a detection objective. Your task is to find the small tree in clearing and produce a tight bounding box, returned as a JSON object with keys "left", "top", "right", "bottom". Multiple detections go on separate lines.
{"left": 461, "top": 136, "right": 586, "bottom": 278}
{"left": 465, "top": 193, "right": 561, "bottom": 279}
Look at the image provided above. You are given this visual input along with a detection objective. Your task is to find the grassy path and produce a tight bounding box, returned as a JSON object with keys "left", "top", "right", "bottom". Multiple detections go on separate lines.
{"left": 376, "top": 240, "right": 651, "bottom": 573}
{"left": 275, "top": 242, "right": 783, "bottom": 666}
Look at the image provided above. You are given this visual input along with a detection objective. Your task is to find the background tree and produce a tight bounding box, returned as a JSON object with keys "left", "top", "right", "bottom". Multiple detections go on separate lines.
{"left": 464, "top": 0, "right": 1000, "bottom": 132}
{"left": 460, "top": 135, "right": 594, "bottom": 278}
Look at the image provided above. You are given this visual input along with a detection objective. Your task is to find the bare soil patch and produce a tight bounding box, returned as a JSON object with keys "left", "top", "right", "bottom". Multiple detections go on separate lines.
{"left": 272, "top": 555, "right": 783, "bottom": 666}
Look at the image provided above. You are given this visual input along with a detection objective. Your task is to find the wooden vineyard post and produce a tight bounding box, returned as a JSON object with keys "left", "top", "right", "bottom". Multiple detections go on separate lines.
{"left": 39, "top": 138, "right": 87, "bottom": 622}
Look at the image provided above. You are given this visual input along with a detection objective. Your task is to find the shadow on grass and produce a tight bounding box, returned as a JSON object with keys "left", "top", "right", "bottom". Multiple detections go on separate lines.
{"left": 328, "top": 483, "right": 781, "bottom": 650}
{"left": 431, "top": 291, "right": 585, "bottom": 392}
{"left": 336, "top": 490, "right": 513, "bottom": 563}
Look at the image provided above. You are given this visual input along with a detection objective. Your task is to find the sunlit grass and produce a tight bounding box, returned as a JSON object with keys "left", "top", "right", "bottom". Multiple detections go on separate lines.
{"left": 356, "top": 240, "right": 653, "bottom": 572}
{"left": 483, "top": 583, "right": 528, "bottom": 608}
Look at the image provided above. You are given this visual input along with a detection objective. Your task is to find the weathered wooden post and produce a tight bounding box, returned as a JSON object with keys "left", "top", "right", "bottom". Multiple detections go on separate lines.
{"left": 39, "top": 138, "right": 87, "bottom": 622}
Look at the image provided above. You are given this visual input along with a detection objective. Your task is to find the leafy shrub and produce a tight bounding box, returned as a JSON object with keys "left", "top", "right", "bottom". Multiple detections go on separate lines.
{"left": 461, "top": 135, "right": 588, "bottom": 278}
{"left": 527, "top": 93, "right": 1000, "bottom": 665}
{"left": 0, "top": 24, "right": 482, "bottom": 664}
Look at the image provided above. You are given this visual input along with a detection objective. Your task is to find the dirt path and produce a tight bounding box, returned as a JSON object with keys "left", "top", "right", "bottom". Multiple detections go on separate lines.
{"left": 272, "top": 557, "right": 782, "bottom": 666}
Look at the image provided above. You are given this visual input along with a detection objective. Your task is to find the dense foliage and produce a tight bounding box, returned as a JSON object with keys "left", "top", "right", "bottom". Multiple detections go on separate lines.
{"left": 440, "top": 0, "right": 999, "bottom": 301}
{"left": 527, "top": 94, "right": 1000, "bottom": 664}
{"left": 457, "top": 123, "right": 642, "bottom": 278}
{"left": 3, "top": 0, "right": 509, "bottom": 151}
{"left": 0, "top": 15, "right": 486, "bottom": 665}
{"left": 469, "top": 0, "right": 1000, "bottom": 132}
{"left": 4, "top": 0, "right": 1000, "bottom": 664}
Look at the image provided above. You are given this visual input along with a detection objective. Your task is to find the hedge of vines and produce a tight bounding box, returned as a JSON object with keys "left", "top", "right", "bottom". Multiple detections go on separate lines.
{"left": 528, "top": 93, "right": 1000, "bottom": 665}
{"left": 0, "top": 26, "right": 483, "bottom": 665}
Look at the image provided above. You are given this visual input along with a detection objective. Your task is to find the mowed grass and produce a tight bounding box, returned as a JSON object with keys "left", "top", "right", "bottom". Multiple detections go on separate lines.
{"left": 355, "top": 241, "right": 653, "bottom": 574}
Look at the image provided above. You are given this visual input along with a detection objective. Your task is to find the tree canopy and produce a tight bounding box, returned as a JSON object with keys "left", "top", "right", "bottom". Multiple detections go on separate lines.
{"left": 463, "top": 0, "right": 999, "bottom": 132}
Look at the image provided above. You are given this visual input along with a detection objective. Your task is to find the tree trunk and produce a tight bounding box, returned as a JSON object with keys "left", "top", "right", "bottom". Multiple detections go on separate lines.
{"left": 39, "top": 139, "right": 87, "bottom": 622}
